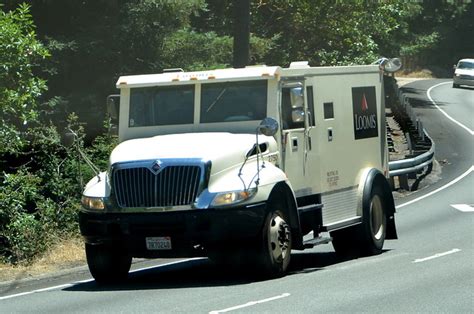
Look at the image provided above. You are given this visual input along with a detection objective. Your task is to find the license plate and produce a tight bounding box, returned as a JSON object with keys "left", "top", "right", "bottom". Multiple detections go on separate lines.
{"left": 146, "top": 237, "right": 172, "bottom": 250}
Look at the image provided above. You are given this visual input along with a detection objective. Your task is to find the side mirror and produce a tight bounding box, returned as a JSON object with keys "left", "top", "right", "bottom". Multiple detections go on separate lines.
{"left": 374, "top": 57, "right": 402, "bottom": 73}
{"left": 382, "top": 58, "right": 402, "bottom": 73}
{"left": 290, "top": 87, "right": 304, "bottom": 108}
{"left": 258, "top": 117, "right": 279, "bottom": 136}
{"left": 106, "top": 94, "right": 120, "bottom": 120}
{"left": 453, "top": 64, "right": 457, "bottom": 70}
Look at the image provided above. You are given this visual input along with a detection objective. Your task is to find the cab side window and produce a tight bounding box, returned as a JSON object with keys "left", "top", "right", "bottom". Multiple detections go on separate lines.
{"left": 281, "top": 86, "right": 315, "bottom": 129}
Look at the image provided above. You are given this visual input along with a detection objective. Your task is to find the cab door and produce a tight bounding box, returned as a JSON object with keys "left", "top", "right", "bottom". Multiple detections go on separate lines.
{"left": 280, "top": 80, "right": 314, "bottom": 196}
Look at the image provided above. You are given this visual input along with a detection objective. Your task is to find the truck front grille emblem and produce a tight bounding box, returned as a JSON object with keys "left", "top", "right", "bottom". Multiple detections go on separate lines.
{"left": 151, "top": 161, "right": 161, "bottom": 173}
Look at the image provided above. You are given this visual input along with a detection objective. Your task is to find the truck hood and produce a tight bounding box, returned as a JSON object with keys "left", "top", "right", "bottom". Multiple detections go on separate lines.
{"left": 110, "top": 132, "right": 276, "bottom": 175}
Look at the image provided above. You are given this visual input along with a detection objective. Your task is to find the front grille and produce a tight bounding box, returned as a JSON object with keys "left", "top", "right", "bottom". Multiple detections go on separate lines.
{"left": 113, "top": 165, "right": 202, "bottom": 208}
{"left": 460, "top": 74, "right": 474, "bottom": 80}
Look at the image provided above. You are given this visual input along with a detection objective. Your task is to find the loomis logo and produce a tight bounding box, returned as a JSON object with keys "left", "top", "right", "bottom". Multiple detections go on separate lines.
{"left": 352, "top": 86, "right": 378, "bottom": 140}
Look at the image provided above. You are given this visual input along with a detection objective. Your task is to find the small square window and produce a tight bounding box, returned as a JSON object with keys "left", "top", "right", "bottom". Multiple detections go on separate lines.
{"left": 324, "top": 102, "right": 334, "bottom": 119}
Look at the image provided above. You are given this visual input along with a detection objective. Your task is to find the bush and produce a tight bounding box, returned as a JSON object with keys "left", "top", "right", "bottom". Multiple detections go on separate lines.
{"left": 0, "top": 116, "right": 115, "bottom": 264}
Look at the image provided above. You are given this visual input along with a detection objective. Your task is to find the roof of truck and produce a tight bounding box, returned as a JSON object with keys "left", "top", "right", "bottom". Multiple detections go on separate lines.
{"left": 281, "top": 64, "right": 381, "bottom": 77}
{"left": 116, "top": 66, "right": 280, "bottom": 88}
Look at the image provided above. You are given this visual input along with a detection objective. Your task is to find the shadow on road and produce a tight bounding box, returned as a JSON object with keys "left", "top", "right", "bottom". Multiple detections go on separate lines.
{"left": 63, "top": 249, "right": 390, "bottom": 293}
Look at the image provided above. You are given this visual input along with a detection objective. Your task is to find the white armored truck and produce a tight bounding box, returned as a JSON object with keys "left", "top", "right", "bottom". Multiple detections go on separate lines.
{"left": 79, "top": 62, "right": 397, "bottom": 283}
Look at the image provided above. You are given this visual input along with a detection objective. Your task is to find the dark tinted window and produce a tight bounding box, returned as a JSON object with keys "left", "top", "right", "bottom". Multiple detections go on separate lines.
{"left": 324, "top": 102, "right": 334, "bottom": 119}
{"left": 200, "top": 80, "right": 267, "bottom": 123}
{"left": 129, "top": 85, "right": 194, "bottom": 127}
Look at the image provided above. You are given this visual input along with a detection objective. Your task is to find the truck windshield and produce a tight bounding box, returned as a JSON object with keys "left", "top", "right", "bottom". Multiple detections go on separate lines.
{"left": 129, "top": 85, "right": 194, "bottom": 127}
{"left": 200, "top": 80, "right": 267, "bottom": 123}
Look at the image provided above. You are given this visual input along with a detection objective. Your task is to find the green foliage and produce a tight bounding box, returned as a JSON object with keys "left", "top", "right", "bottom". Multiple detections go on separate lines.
{"left": 399, "top": 0, "right": 473, "bottom": 68}
{"left": 0, "top": 114, "right": 115, "bottom": 264}
{"left": 0, "top": 169, "right": 45, "bottom": 262}
{"left": 250, "top": 0, "right": 415, "bottom": 66}
{"left": 0, "top": 3, "right": 49, "bottom": 154}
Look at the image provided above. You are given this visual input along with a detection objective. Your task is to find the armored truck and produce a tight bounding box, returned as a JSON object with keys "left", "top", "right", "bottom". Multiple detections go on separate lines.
{"left": 79, "top": 62, "right": 397, "bottom": 283}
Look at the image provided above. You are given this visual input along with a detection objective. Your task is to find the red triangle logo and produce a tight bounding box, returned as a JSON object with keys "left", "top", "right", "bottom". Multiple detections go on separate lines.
{"left": 361, "top": 94, "right": 368, "bottom": 111}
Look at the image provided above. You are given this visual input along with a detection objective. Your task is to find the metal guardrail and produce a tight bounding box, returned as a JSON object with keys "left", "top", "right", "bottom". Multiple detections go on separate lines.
{"left": 388, "top": 129, "right": 435, "bottom": 177}
{"left": 387, "top": 82, "right": 436, "bottom": 182}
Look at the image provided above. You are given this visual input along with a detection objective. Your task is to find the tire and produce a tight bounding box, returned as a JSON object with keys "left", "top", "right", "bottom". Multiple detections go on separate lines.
{"left": 85, "top": 243, "right": 132, "bottom": 284}
{"left": 359, "top": 185, "right": 387, "bottom": 256}
{"left": 331, "top": 185, "right": 387, "bottom": 258}
{"left": 453, "top": 83, "right": 459, "bottom": 88}
{"left": 255, "top": 210, "right": 292, "bottom": 277}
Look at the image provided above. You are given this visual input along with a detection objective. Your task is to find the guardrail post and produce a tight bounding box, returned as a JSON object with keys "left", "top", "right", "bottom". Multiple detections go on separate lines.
{"left": 405, "top": 132, "right": 413, "bottom": 155}
{"left": 417, "top": 120, "right": 425, "bottom": 141}
{"left": 398, "top": 175, "right": 409, "bottom": 190}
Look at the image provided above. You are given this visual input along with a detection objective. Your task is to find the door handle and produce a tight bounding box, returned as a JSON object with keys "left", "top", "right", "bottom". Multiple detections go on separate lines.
{"left": 291, "top": 137, "right": 298, "bottom": 151}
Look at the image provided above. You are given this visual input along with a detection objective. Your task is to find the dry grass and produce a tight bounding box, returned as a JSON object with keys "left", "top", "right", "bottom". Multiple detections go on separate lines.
{"left": 0, "top": 237, "right": 86, "bottom": 282}
{"left": 396, "top": 69, "right": 436, "bottom": 78}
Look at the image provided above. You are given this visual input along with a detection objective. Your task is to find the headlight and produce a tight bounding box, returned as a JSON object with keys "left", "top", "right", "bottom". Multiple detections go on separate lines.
{"left": 454, "top": 73, "right": 461, "bottom": 77}
{"left": 211, "top": 188, "right": 257, "bottom": 207}
{"left": 81, "top": 196, "right": 105, "bottom": 211}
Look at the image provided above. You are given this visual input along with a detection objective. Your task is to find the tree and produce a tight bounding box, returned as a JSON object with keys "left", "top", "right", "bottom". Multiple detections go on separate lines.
{"left": 400, "top": 0, "right": 474, "bottom": 72}
{"left": 0, "top": 3, "right": 49, "bottom": 154}
{"left": 250, "top": 0, "right": 413, "bottom": 66}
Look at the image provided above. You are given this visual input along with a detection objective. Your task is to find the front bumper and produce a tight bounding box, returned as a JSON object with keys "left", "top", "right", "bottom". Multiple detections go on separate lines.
{"left": 79, "top": 203, "right": 267, "bottom": 258}
{"left": 453, "top": 76, "right": 474, "bottom": 86}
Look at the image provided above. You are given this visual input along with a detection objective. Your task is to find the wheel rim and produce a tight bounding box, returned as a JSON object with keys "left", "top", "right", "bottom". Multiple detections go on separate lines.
{"left": 268, "top": 214, "right": 291, "bottom": 262}
{"left": 370, "top": 194, "right": 385, "bottom": 240}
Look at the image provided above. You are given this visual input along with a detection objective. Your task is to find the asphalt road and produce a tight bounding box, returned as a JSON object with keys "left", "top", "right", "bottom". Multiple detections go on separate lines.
{"left": 1, "top": 79, "right": 473, "bottom": 313}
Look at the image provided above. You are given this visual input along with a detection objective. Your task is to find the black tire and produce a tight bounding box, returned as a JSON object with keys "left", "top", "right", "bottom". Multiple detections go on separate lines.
{"left": 255, "top": 210, "right": 292, "bottom": 277}
{"left": 85, "top": 243, "right": 132, "bottom": 284}
{"left": 331, "top": 185, "right": 387, "bottom": 258}
{"left": 359, "top": 185, "right": 387, "bottom": 256}
{"left": 453, "top": 83, "right": 459, "bottom": 88}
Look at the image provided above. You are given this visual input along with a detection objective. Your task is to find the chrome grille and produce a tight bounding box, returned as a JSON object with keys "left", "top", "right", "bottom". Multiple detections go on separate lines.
{"left": 113, "top": 165, "right": 202, "bottom": 208}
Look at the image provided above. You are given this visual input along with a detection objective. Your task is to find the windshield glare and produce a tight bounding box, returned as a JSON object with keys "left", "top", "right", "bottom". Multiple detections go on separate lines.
{"left": 128, "top": 80, "right": 267, "bottom": 127}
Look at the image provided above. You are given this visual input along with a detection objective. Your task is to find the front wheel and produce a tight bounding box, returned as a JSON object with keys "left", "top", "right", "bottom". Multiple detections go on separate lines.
{"left": 255, "top": 211, "right": 292, "bottom": 277}
{"left": 85, "top": 243, "right": 132, "bottom": 284}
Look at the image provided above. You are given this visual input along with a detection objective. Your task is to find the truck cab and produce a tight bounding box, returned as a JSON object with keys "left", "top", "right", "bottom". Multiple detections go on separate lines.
{"left": 79, "top": 63, "right": 397, "bottom": 283}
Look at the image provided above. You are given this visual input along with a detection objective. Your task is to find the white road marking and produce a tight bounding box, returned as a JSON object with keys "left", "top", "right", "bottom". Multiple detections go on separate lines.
{"left": 397, "top": 165, "right": 474, "bottom": 209}
{"left": 0, "top": 281, "right": 90, "bottom": 301}
{"left": 0, "top": 258, "right": 203, "bottom": 301}
{"left": 427, "top": 81, "right": 474, "bottom": 135}
{"left": 209, "top": 293, "right": 291, "bottom": 314}
{"left": 413, "top": 248, "right": 461, "bottom": 263}
{"left": 451, "top": 204, "right": 474, "bottom": 212}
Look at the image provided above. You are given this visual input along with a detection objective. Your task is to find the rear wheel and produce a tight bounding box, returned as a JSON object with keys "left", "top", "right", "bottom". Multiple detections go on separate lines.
{"left": 359, "top": 186, "right": 387, "bottom": 256}
{"left": 85, "top": 243, "right": 132, "bottom": 284}
{"left": 331, "top": 185, "right": 387, "bottom": 257}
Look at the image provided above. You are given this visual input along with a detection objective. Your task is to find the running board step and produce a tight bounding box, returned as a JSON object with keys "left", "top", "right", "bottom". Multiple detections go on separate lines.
{"left": 303, "top": 236, "right": 332, "bottom": 249}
